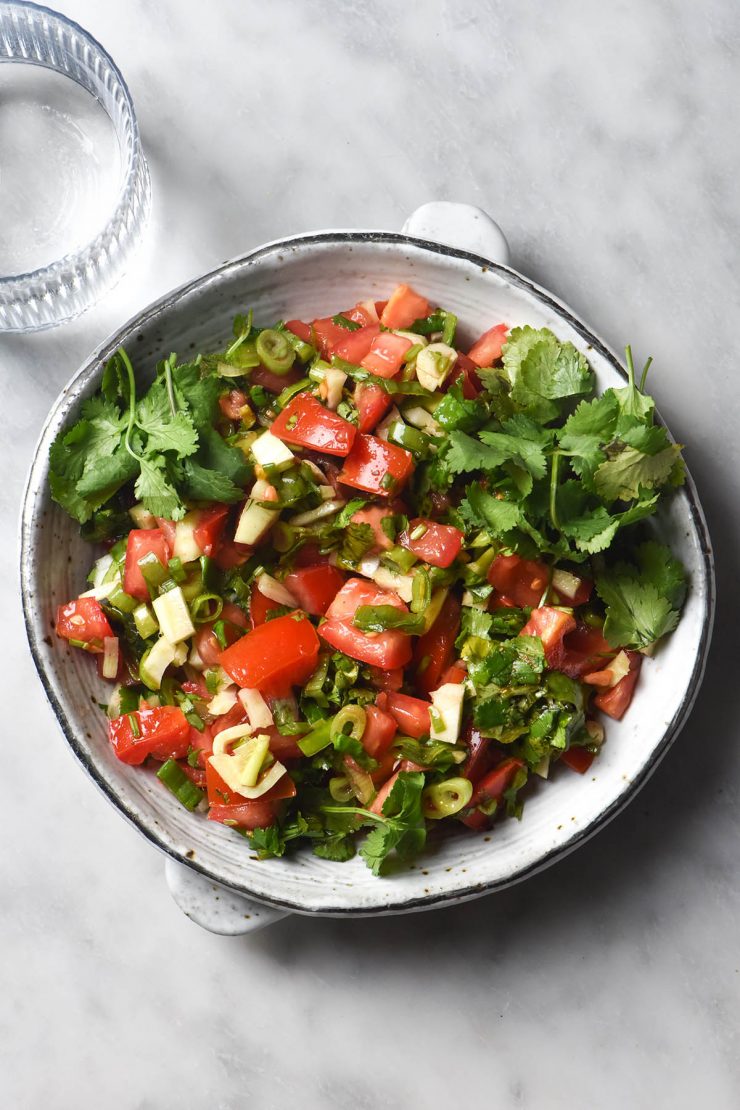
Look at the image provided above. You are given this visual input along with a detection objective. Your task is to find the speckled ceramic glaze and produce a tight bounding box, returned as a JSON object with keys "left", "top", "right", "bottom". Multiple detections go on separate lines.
{"left": 21, "top": 204, "right": 714, "bottom": 933}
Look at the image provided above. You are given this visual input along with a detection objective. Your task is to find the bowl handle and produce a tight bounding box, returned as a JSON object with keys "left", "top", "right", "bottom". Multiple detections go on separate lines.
{"left": 164, "top": 858, "right": 288, "bottom": 935}
{"left": 402, "top": 201, "right": 510, "bottom": 266}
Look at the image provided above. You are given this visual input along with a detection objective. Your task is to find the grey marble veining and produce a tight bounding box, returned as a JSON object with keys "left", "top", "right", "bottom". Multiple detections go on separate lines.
{"left": 1, "top": 1, "right": 738, "bottom": 1107}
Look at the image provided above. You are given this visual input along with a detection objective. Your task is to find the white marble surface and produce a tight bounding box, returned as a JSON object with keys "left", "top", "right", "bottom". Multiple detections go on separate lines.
{"left": 1, "top": 1, "right": 738, "bottom": 1106}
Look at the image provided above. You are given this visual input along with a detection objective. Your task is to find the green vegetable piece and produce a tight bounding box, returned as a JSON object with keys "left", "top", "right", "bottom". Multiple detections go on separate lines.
{"left": 157, "top": 759, "right": 205, "bottom": 811}
{"left": 422, "top": 777, "right": 473, "bottom": 819}
{"left": 256, "top": 329, "right": 295, "bottom": 375}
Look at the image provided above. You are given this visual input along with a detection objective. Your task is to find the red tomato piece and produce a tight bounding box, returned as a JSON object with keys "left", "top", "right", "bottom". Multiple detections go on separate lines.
{"left": 413, "top": 593, "right": 461, "bottom": 695}
{"left": 219, "top": 389, "right": 248, "bottom": 421}
{"left": 187, "top": 723, "right": 214, "bottom": 769}
{"left": 339, "top": 433, "right": 414, "bottom": 497}
{"left": 270, "top": 394, "right": 357, "bottom": 457}
{"left": 195, "top": 602, "right": 248, "bottom": 667}
{"left": 283, "top": 564, "right": 345, "bottom": 616}
{"left": 380, "top": 284, "right": 431, "bottom": 329}
{"left": 355, "top": 383, "right": 393, "bottom": 433}
{"left": 213, "top": 540, "right": 252, "bottom": 571}
{"left": 333, "top": 324, "right": 380, "bottom": 364}
{"left": 285, "top": 319, "right": 312, "bottom": 343}
{"left": 450, "top": 353, "right": 482, "bottom": 399}
{"left": 365, "top": 666, "right": 404, "bottom": 692}
{"left": 400, "top": 519, "right": 463, "bottom": 568}
{"left": 292, "top": 543, "right": 331, "bottom": 568}
{"left": 594, "top": 652, "right": 642, "bottom": 720}
{"left": 250, "top": 365, "right": 303, "bottom": 394}
{"left": 109, "top": 705, "right": 191, "bottom": 766}
{"left": 490, "top": 593, "right": 518, "bottom": 610}
{"left": 519, "top": 606, "right": 577, "bottom": 668}
{"left": 471, "top": 757, "right": 525, "bottom": 807}
{"left": 369, "top": 750, "right": 398, "bottom": 786}
{"left": 123, "top": 528, "right": 170, "bottom": 601}
{"left": 467, "top": 323, "right": 508, "bottom": 367}
{"left": 320, "top": 620, "right": 412, "bottom": 669}
{"left": 360, "top": 333, "right": 413, "bottom": 379}
{"left": 558, "top": 625, "right": 613, "bottom": 678}
{"left": 346, "top": 301, "right": 379, "bottom": 326}
{"left": 384, "top": 692, "right": 431, "bottom": 739}
{"left": 155, "top": 517, "right": 177, "bottom": 549}
{"left": 219, "top": 611, "right": 320, "bottom": 692}
{"left": 361, "top": 705, "right": 397, "bottom": 759}
{"left": 461, "top": 723, "right": 497, "bottom": 786}
{"left": 560, "top": 748, "right": 596, "bottom": 774}
{"left": 193, "top": 506, "right": 229, "bottom": 558}
{"left": 56, "top": 597, "right": 113, "bottom": 645}
{"left": 264, "top": 725, "right": 304, "bottom": 762}
{"left": 326, "top": 577, "right": 407, "bottom": 621}
{"left": 487, "top": 553, "right": 550, "bottom": 610}
{"left": 441, "top": 662, "right": 467, "bottom": 684}
{"left": 312, "top": 317, "right": 355, "bottom": 359}
{"left": 369, "top": 769, "right": 400, "bottom": 816}
{"left": 350, "top": 505, "right": 395, "bottom": 551}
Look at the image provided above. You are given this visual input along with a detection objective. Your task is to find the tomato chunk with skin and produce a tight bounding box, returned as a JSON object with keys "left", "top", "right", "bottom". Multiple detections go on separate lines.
{"left": 380, "top": 284, "right": 431, "bottom": 330}
{"left": 322, "top": 580, "right": 411, "bottom": 668}
{"left": 355, "top": 382, "right": 393, "bottom": 433}
{"left": 270, "top": 394, "right": 357, "bottom": 457}
{"left": 195, "top": 602, "right": 248, "bottom": 666}
{"left": 124, "top": 528, "right": 170, "bottom": 601}
{"left": 283, "top": 564, "right": 345, "bottom": 616}
{"left": 206, "top": 762, "right": 296, "bottom": 829}
{"left": 285, "top": 319, "right": 312, "bottom": 344}
{"left": 339, "top": 434, "right": 414, "bottom": 497}
{"left": 400, "top": 519, "right": 463, "bottom": 568}
{"left": 56, "top": 597, "right": 113, "bottom": 645}
{"left": 560, "top": 748, "right": 596, "bottom": 774}
{"left": 487, "top": 553, "right": 550, "bottom": 610}
{"left": 219, "top": 389, "right": 248, "bottom": 421}
{"left": 361, "top": 705, "right": 397, "bottom": 759}
{"left": 467, "top": 323, "right": 508, "bottom": 367}
{"left": 350, "top": 505, "right": 395, "bottom": 551}
{"left": 194, "top": 506, "right": 229, "bottom": 557}
{"left": 594, "top": 651, "right": 642, "bottom": 720}
{"left": 383, "top": 692, "right": 431, "bottom": 739}
{"left": 360, "top": 333, "right": 413, "bottom": 379}
{"left": 520, "top": 606, "right": 577, "bottom": 669}
{"left": 326, "top": 577, "right": 407, "bottom": 621}
{"left": 219, "top": 611, "right": 320, "bottom": 692}
{"left": 559, "top": 625, "right": 613, "bottom": 678}
{"left": 312, "top": 317, "right": 354, "bottom": 359}
{"left": 413, "top": 593, "right": 461, "bottom": 695}
{"left": 333, "top": 324, "right": 380, "bottom": 364}
{"left": 109, "top": 706, "right": 191, "bottom": 766}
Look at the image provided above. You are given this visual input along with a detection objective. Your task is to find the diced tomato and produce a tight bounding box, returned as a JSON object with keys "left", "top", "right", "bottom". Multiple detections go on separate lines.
{"left": 56, "top": 597, "right": 113, "bottom": 646}
{"left": 365, "top": 666, "right": 404, "bottom": 692}
{"left": 270, "top": 394, "right": 357, "bottom": 457}
{"left": 362, "top": 705, "right": 397, "bottom": 759}
{"left": 487, "top": 553, "right": 550, "bottom": 610}
{"left": 469, "top": 757, "right": 525, "bottom": 808}
{"left": 326, "top": 577, "right": 407, "bottom": 621}
{"left": 384, "top": 692, "right": 431, "bottom": 739}
{"left": 519, "top": 606, "right": 577, "bottom": 668}
{"left": 339, "top": 433, "right": 414, "bottom": 497}
{"left": 441, "top": 662, "right": 467, "bottom": 685}
{"left": 181, "top": 677, "right": 209, "bottom": 701}
{"left": 208, "top": 798, "right": 277, "bottom": 829}
{"left": 369, "top": 750, "right": 397, "bottom": 786}
{"left": 413, "top": 593, "right": 461, "bottom": 695}
{"left": 109, "top": 705, "right": 191, "bottom": 766}
{"left": 219, "top": 389, "right": 248, "bottom": 421}
{"left": 187, "top": 722, "right": 214, "bottom": 769}
{"left": 312, "top": 317, "right": 355, "bottom": 359}
{"left": 461, "top": 723, "right": 496, "bottom": 786}
{"left": 193, "top": 506, "right": 229, "bottom": 558}
{"left": 346, "top": 301, "right": 379, "bottom": 326}
{"left": 360, "top": 333, "right": 413, "bottom": 379}
{"left": 123, "top": 528, "right": 170, "bottom": 601}
{"left": 320, "top": 620, "right": 412, "bottom": 669}
{"left": 211, "top": 702, "right": 249, "bottom": 739}
{"left": 369, "top": 770, "right": 400, "bottom": 816}
{"left": 219, "top": 611, "right": 320, "bottom": 693}
{"left": 594, "top": 651, "right": 642, "bottom": 720}
{"left": 560, "top": 748, "right": 596, "bottom": 774}
{"left": 558, "top": 624, "right": 613, "bottom": 679}
{"left": 400, "top": 519, "right": 463, "bottom": 568}
{"left": 283, "top": 564, "right": 345, "bottom": 616}
{"left": 178, "top": 761, "right": 207, "bottom": 787}
{"left": 380, "top": 284, "right": 431, "bottom": 329}
{"left": 205, "top": 762, "right": 296, "bottom": 829}
{"left": 213, "top": 539, "right": 252, "bottom": 571}
{"left": 467, "top": 323, "right": 508, "bottom": 367}
{"left": 285, "top": 319, "right": 312, "bottom": 344}
{"left": 350, "top": 505, "right": 395, "bottom": 551}
{"left": 265, "top": 725, "right": 303, "bottom": 762}
{"left": 292, "top": 543, "right": 331, "bottom": 568}
{"left": 490, "top": 592, "right": 518, "bottom": 610}
{"left": 450, "top": 352, "right": 482, "bottom": 399}
{"left": 333, "top": 324, "right": 380, "bottom": 364}
{"left": 155, "top": 518, "right": 177, "bottom": 549}
{"left": 250, "top": 365, "right": 303, "bottom": 394}
{"left": 355, "top": 383, "right": 393, "bottom": 434}
{"left": 194, "top": 602, "right": 249, "bottom": 667}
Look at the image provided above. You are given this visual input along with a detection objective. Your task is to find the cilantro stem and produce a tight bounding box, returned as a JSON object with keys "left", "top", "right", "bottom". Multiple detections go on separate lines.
{"left": 549, "top": 450, "right": 561, "bottom": 530}
{"left": 225, "top": 308, "right": 253, "bottom": 359}
{"left": 164, "top": 353, "right": 177, "bottom": 418}
{"left": 119, "top": 349, "right": 140, "bottom": 462}
{"left": 624, "top": 345, "right": 636, "bottom": 389}
{"left": 639, "top": 356, "right": 653, "bottom": 392}
{"left": 321, "top": 804, "right": 389, "bottom": 826}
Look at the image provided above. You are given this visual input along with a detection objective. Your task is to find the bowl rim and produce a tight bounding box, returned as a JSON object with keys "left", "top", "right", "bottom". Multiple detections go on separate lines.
{"left": 20, "top": 229, "right": 716, "bottom": 915}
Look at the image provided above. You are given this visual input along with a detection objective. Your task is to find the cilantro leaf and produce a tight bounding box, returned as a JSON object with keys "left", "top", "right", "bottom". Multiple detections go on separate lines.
{"left": 458, "top": 483, "right": 522, "bottom": 535}
{"left": 182, "top": 459, "right": 244, "bottom": 503}
{"left": 134, "top": 456, "right": 185, "bottom": 520}
{"left": 593, "top": 443, "right": 683, "bottom": 503}
{"left": 595, "top": 543, "right": 687, "bottom": 648}
{"left": 359, "top": 771, "right": 426, "bottom": 875}
{"left": 502, "top": 327, "right": 593, "bottom": 423}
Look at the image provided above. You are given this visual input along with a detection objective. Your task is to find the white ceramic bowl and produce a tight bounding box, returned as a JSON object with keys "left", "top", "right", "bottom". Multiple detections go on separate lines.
{"left": 21, "top": 203, "right": 715, "bottom": 934}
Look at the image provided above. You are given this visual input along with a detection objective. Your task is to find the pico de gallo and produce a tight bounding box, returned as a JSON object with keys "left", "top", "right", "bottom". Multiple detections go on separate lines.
{"left": 49, "top": 283, "right": 687, "bottom": 873}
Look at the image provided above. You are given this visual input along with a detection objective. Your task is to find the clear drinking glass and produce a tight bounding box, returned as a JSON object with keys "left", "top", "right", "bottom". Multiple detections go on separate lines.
{"left": 0, "top": 1, "right": 150, "bottom": 331}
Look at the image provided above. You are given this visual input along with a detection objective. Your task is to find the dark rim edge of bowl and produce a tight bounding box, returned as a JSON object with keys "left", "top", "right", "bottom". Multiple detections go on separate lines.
{"left": 20, "top": 229, "right": 716, "bottom": 916}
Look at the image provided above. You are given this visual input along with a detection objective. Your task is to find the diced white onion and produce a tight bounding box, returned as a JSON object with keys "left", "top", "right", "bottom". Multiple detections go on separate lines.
{"left": 207, "top": 687, "right": 239, "bottom": 716}
{"left": 239, "top": 688, "right": 274, "bottom": 729}
{"left": 212, "top": 722, "right": 253, "bottom": 756}
{"left": 102, "top": 637, "right": 119, "bottom": 679}
{"left": 256, "top": 572, "right": 299, "bottom": 607}
{"left": 359, "top": 554, "right": 381, "bottom": 577}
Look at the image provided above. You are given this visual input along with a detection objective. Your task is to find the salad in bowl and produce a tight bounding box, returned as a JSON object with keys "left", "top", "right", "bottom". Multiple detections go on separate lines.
{"left": 49, "top": 280, "right": 688, "bottom": 876}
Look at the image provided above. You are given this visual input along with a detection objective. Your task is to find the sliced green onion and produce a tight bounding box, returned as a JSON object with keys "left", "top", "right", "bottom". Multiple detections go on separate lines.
{"left": 410, "top": 523, "right": 428, "bottom": 541}
{"left": 387, "top": 420, "right": 433, "bottom": 459}
{"left": 331, "top": 705, "right": 367, "bottom": 743}
{"left": 276, "top": 376, "right": 311, "bottom": 409}
{"left": 275, "top": 321, "right": 316, "bottom": 362}
{"left": 441, "top": 311, "right": 457, "bottom": 346}
{"left": 156, "top": 759, "right": 205, "bottom": 811}
{"left": 382, "top": 545, "right": 418, "bottom": 574}
{"left": 190, "top": 593, "right": 223, "bottom": 624}
{"left": 411, "top": 569, "right": 432, "bottom": 613}
{"left": 127, "top": 712, "right": 141, "bottom": 738}
{"left": 133, "top": 603, "right": 159, "bottom": 639}
{"left": 422, "top": 777, "right": 472, "bottom": 819}
{"left": 256, "top": 328, "right": 295, "bottom": 374}
{"left": 225, "top": 344, "right": 261, "bottom": 371}
{"left": 328, "top": 775, "right": 355, "bottom": 803}
{"left": 212, "top": 620, "right": 228, "bottom": 650}
{"left": 139, "top": 551, "right": 169, "bottom": 596}
{"left": 167, "top": 557, "right": 187, "bottom": 584}
{"left": 297, "top": 718, "right": 333, "bottom": 756}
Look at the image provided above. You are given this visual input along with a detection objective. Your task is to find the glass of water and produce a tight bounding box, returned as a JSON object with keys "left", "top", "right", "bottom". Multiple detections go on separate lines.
{"left": 0, "top": 1, "right": 150, "bottom": 331}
